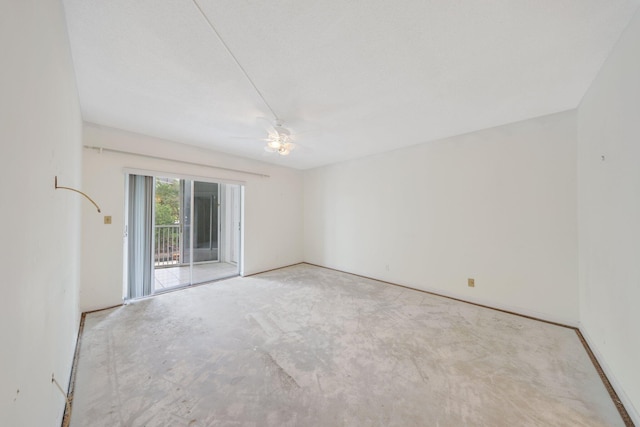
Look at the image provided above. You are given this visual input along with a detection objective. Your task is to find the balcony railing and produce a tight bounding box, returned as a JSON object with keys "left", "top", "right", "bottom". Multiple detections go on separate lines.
{"left": 155, "top": 224, "right": 180, "bottom": 267}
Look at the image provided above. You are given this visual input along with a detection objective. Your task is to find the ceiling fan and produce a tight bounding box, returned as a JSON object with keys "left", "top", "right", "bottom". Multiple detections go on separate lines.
{"left": 263, "top": 120, "right": 296, "bottom": 156}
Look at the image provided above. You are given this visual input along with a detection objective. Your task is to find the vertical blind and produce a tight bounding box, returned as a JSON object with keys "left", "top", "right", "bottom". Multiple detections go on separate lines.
{"left": 127, "top": 174, "right": 153, "bottom": 299}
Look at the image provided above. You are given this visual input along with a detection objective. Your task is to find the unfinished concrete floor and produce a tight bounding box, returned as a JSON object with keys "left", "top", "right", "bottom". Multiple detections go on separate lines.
{"left": 69, "top": 264, "right": 624, "bottom": 426}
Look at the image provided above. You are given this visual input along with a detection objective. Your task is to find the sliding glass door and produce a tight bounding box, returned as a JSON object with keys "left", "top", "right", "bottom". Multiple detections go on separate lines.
{"left": 184, "top": 181, "right": 219, "bottom": 264}
{"left": 126, "top": 174, "right": 242, "bottom": 299}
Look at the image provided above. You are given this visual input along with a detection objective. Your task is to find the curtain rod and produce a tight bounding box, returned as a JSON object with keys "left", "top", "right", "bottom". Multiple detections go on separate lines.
{"left": 84, "top": 145, "right": 270, "bottom": 178}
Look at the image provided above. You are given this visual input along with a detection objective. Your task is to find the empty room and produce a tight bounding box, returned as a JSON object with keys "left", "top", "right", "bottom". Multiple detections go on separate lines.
{"left": 2, "top": 0, "right": 639, "bottom": 426}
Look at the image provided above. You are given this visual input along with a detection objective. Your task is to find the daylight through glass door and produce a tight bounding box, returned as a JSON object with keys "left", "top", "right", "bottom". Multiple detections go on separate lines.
{"left": 151, "top": 176, "right": 241, "bottom": 293}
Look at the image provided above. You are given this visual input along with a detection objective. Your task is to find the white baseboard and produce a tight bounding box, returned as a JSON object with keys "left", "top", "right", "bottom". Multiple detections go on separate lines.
{"left": 579, "top": 325, "right": 639, "bottom": 425}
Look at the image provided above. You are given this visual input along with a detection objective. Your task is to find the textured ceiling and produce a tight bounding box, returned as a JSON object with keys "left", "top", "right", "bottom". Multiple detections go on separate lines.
{"left": 63, "top": 0, "right": 639, "bottom": 169}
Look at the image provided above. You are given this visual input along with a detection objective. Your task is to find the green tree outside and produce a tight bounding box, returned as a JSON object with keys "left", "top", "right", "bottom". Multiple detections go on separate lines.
{"left": 155, "top": 179, "right": 180, "bottom": 225}
{"left": 154, "top": 179, "right": 181, "bottom": 264}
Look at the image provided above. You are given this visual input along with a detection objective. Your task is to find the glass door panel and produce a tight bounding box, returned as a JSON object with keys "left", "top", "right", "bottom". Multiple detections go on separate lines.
{"left": 193, "top": 181, "right": 219, "bottom": 263}
{"left": 148, "top": 176, "right": 240, "bottom": 295}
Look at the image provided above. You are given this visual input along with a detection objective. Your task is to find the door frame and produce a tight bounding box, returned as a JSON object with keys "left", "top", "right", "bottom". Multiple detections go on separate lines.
{"left": 123, "top": 168, "right": 244, "bottom": 300}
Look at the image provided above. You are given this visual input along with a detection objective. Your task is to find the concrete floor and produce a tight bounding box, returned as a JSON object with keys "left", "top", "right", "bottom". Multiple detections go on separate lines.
{"left": 69, "top": 264, "right": 624, "bottom": 426}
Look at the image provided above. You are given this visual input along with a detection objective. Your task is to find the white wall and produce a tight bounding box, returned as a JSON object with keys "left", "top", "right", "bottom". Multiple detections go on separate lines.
{"left": 0, "top": 1, "right": 83, "bottom": 426}
{"left": 81, "top": 124, "right": 304, "bottom": 311}
{"left": 577, "top": 9, "right": 640, "bottom": 422}
{"left": 305, "top": 111, "right": 578, "bottom": 325}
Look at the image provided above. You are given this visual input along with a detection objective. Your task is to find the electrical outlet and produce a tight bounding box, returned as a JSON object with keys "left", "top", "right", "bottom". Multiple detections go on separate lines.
{"left": 468, "top": 278, "right": 475, "bottom": 287}
{"left": 104, "top": 215, "right": 112, "bottom": 225}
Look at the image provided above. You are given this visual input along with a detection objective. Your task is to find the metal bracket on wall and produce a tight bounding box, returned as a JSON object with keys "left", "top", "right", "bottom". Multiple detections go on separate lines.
{"left": 55, "top": 176, "right": 102, "bottom": 213}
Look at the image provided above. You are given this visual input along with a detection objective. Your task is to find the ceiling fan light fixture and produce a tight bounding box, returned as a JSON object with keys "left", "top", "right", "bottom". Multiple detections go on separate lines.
{"left": 263, "top": 121, "right": 296, "bottom": 156}
{"left": 267, "top": 139, "right": 281, "bottom": 150}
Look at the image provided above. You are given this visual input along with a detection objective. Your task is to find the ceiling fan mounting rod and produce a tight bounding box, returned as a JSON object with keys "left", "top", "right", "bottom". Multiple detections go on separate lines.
{"left": 191, "top": 0, "right": 280, "bottom": 122}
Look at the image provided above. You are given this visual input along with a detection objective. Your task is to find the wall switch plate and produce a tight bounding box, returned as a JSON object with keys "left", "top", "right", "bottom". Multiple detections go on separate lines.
{"left": 104, "top": 215, "right": 112, "bottom": 225}
{"left": 468, "top": 278, "right": 475, "bottom": 287}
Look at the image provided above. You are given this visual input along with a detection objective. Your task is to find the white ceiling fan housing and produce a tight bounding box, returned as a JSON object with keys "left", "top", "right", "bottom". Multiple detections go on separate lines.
{"left": 264, "top": 121, "right": 296, "bottom": 156}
